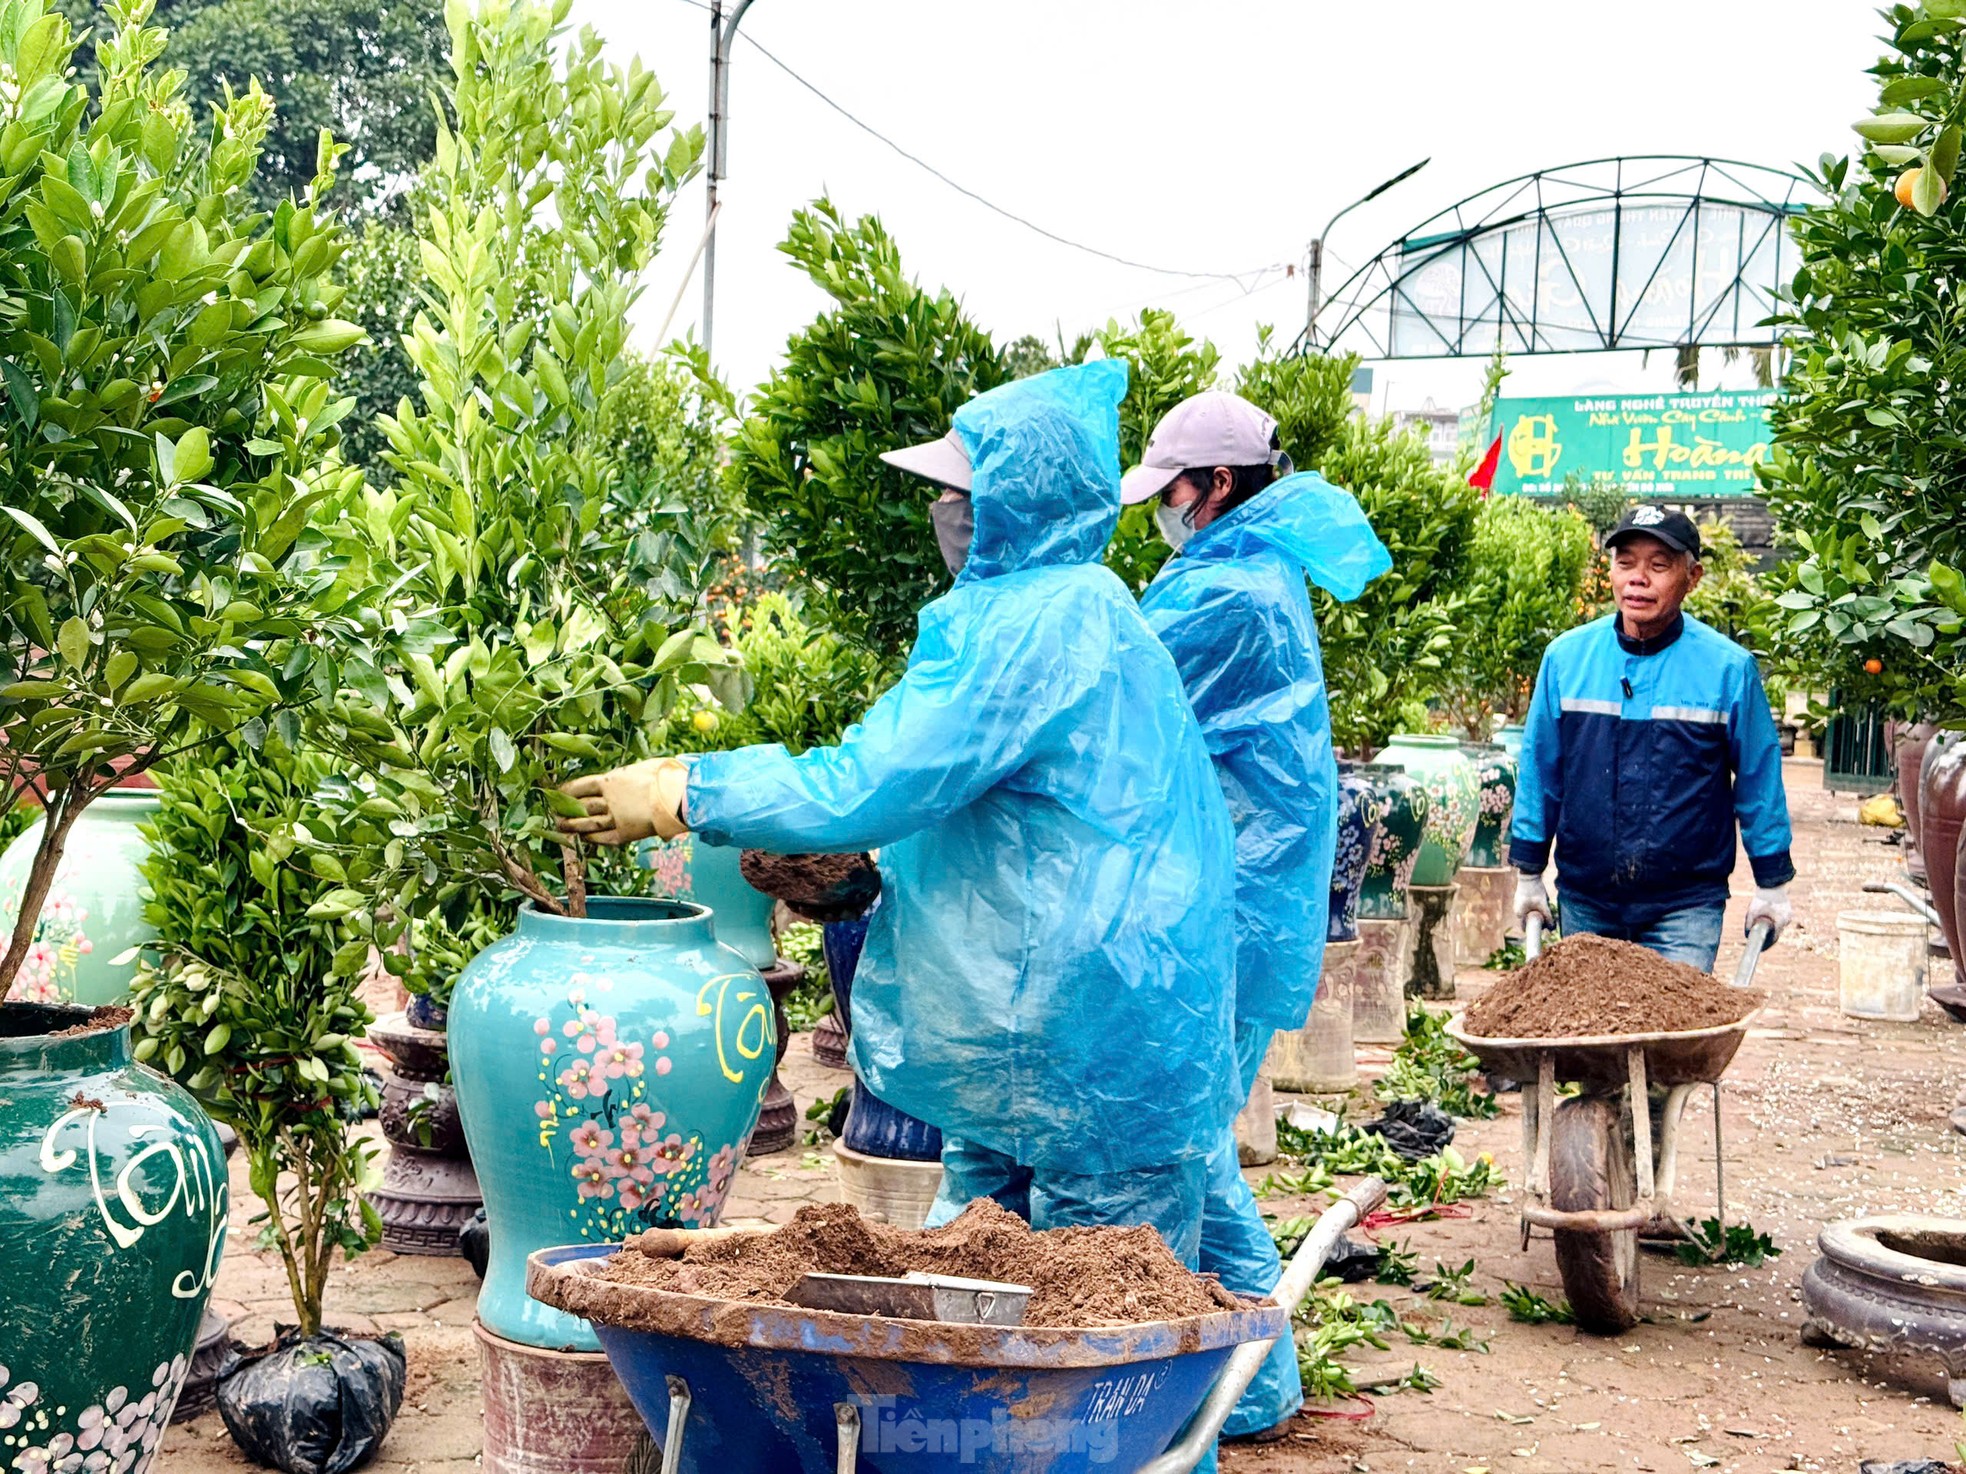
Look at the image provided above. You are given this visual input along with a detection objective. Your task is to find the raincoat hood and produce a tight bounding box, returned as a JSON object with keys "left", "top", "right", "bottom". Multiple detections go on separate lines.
{"left": 951, "top": 359, "right": 1129, "bottom": 584}
{"left": 1179, "top": 470, "right": 1392, "bottom": 597}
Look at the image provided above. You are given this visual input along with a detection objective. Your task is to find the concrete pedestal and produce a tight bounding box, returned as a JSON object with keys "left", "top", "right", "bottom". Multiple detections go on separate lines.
{"left": 833, "top": 1140, "right": 943, "bottom": 1228}
{"left": 1454, "top": 865, "right": 1515, "bottom": 969}
{"left": 1267, "top": 939, "right": 1360, "bottom": 1092}
{"left": 1234, "top": 1063, "right": 1278, "bottom": 1166}
{"left": 1406, "top": 883, "right": 1460, "bottom": 1001}
{"left": 477, "top": 1322, "right": 643, "bottom": 1474}
{"left": 1353, "top": 916, "right": 1412, "bottom": 1043}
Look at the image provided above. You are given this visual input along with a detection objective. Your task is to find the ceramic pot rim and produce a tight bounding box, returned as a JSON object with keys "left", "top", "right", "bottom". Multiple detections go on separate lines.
{"left": 515, "top": 895, "right": 719, "bottom": 943}
{"left": 1385, "top": 733, "right": 1463, "bottom": 749}
{"left": 0, "top": 1001, "right": 133, "bottom": 1064}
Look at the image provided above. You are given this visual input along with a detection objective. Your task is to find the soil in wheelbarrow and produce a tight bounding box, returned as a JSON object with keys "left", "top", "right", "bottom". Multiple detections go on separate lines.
{"left": 1461, "top": 933, "right": 1763, "bottom": 1039}
{"left": 593, "top": 1200, "right": 1242, "bottom": 1328}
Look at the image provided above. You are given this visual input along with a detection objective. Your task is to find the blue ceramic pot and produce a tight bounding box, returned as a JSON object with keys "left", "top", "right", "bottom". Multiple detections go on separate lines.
{"left": 1327, "top": 767, "right": 1381, "bottom": 943}
{"left": 820, "top": 914, "right": 871, "bottom": 1029}
{"left": 840, "top": 1079, "right": 944, "bottom": 1161}
{"left": 638, "top": 837, "right": 777, "bottom": 970}
{"left": 448, "top": 898, "right": 774, "bottom": 1351}
{"left": 1460, "top": 743, "right": 1518, "bottom": 870}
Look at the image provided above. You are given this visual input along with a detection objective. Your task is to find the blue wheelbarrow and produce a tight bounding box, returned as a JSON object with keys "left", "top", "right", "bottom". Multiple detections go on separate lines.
{"left": 527, "top": 1180, "right": 1384, "bottom": 1474}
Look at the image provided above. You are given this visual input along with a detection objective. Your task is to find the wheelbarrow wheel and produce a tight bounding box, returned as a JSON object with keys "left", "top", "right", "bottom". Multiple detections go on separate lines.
{"left": 1549, "top": 1094, "right": 1641, "bottom": 1334}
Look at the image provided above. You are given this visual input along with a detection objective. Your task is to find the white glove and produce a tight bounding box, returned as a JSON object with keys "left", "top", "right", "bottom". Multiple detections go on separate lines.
{"left": 1513, "top": 872, "right": 1553, "bottom": 930}
{"left": 1745, "top": 883, "right": 1793, "bottom": 943}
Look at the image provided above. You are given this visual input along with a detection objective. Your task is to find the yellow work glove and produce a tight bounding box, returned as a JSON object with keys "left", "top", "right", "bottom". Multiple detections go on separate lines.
{"left": 557, "top": 757, "right": 690, "bottom": 846}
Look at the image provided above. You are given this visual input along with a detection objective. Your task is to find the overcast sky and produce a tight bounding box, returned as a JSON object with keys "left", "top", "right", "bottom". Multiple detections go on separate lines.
{"left": 571, "top": 0, "right": 1882, "bottom": 415}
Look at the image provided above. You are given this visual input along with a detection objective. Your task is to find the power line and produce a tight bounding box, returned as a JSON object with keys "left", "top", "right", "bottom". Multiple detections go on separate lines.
{"left": 668, "top": 0, "right": 1289, "bottom": 285}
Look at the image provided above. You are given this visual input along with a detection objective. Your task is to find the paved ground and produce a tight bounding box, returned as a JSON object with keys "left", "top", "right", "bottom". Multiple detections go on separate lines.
{"left": 162, "top": 758, "right": 1966, "bottom": 1474}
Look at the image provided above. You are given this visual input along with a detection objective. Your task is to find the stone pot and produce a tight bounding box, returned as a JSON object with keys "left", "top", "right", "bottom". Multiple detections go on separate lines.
{"left": 0, "top": 1002, "right": 229, "bottom": 1471}
{"left": 367, "top": 1011, "right": 482, "bottom": 1256}
{"left": 0, "top": 791, "right": 159, "bottom": 1005}
{"left": 638, "top": 836, "right": 778, "bottom": 970}
{"left": 1921, "top": 733, "right": 1966, "bottom": 965}
{"left": 448, "top": 898, "right": 773, "bottom": 1351}
{"left": 1901, "top": 722, "right": 1940, "bottom": 885}
{"left": 1802, "top": 1214, "right": 1966, "bottom": 1407}
{"left": 1459, "top": 742, "right": 1517, "bottom": 870}
{"left": 1348, "top": 762, "right": 1428, "bottom": 923}
{"left": 748, "top": 958, "right": 807, "bottom": 1156}
{"left": 1378, "top": 734, "right": 1480, "bottom": 888}
{"left": 1328, "top": 767, "right": 1381, "bottom": 944}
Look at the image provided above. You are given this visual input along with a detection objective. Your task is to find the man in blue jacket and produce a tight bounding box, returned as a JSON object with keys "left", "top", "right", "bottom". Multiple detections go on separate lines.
{"left": 559, "top": 362, "right": 1242, "bottom": 1263}
{"left": 1511, "top": 506, "right": 1795, "bottom": 969}
{"left": 1129, "top": 391, "right": 1391, "bottom": 1441}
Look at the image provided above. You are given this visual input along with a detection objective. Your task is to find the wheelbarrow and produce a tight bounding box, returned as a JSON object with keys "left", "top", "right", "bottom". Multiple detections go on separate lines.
{"left": 527, "top": 1179, "right": 1386, "bottom": 1474}
{"left": 1444, "top": 919, "right": 1768, "bottom": 1334}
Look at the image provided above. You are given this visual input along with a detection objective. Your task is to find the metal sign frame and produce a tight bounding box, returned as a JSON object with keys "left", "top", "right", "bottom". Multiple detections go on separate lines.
{"left": 1308, "top": 156, "right": 1818, "bottom": 359}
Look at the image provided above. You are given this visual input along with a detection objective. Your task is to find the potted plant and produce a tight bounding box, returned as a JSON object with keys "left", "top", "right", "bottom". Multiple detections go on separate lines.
{"left": 129, "top": 732, "right": 405, "bottom": 1474}
{"left": 309, "top": 0, "right": 768, "bottom": 1368}
{"left": 0, "top": 1, "right": 365, "bottom": 1457}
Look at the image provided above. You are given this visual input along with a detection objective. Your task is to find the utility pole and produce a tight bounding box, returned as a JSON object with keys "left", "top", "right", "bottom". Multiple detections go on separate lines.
{"left": 1303, "top": 157, "right": 1430, "bottom": 349}
{"left": 702, "top": 0, "right": 757, "bottom": 363}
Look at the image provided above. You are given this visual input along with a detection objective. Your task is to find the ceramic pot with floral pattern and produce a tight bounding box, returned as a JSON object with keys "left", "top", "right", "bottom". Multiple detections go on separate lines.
{"left": 0, "top": 1002, "right": 227, "bottom": 1474}
{"left": 1350, "top": 762, "right": 1428, "bottom": 922}
{"left": 1459, "top": 743, "right": 1518, "bottom": 870}
{"left": 447, "top": 898, "right": 774, "bottom": 1351}
{"left": 1379, "top": 734, "right": 1481, "bottom": 888}
{"left": 0, "top": 792, "right": 158, "bottom": 1005}
{"left": 1327, "top": 767, "right": 1382, "bottom": 943}
{"left": 636, "top": 837, "right": 777, "bottom": 970}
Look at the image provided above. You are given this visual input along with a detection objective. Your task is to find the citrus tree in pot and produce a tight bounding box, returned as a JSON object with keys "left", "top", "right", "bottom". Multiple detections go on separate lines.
{"left": 129, "top": 732, "right": 406, "bottom": 1474}
{"left": 0, "top": 0, "right": 366, "bottom": 1459}
{"left": 309, "top": 0, "right": 772, "bottom": 1357}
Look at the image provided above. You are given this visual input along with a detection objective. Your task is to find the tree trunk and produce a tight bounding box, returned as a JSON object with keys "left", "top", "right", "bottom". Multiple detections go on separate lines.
{"left": 0, "top": 791, "right": 80, "bottom": 999}
{"left": 562, "top": 843, "right": 587, "bottom": 920}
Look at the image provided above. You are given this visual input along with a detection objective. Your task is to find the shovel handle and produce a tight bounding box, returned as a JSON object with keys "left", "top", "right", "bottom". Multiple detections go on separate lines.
{"left": 632, "top": 1221, "right": 772, "bottom": 1258}
{"left": 1524, "top": 914, "right": 1546, "bottom": 962}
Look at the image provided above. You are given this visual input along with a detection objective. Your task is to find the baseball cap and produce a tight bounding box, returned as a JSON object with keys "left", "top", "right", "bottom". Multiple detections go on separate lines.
{"left": 1120, "top": 391, "right": 1285, "bottom": 505}
{"left": 880, "top": 429, "right": 972, "bottom": 493}
{"left": 1605, "top": 505, "right": 1702, "bottom": 559}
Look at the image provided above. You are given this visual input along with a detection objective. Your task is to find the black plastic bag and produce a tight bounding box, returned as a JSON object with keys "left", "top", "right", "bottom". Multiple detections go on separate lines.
{"left": 218, "top": 1329, "right": 406, "bottom": 1474}
{"left": 459, "top": 1208, "right": 489, "bottom": 1280}
{"left": 1858, "top": 1463, "right": 1954, "bottom": 1474}
{"left": 1321, "top": 1234, "right": 1384, "bottom": 1283}
{"left": 1361, "top": 1099, "right": 1456, "bottom": 1161}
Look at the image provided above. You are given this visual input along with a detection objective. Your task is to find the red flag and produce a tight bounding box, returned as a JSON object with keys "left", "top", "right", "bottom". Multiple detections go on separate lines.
{"left": 1468, "top": 433, "right": 1502, "bottom": 495}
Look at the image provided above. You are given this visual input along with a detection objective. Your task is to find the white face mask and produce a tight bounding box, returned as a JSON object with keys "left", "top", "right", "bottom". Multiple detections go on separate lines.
{"left": 1155, "top": 500, "right": 1197, "bottom": 552}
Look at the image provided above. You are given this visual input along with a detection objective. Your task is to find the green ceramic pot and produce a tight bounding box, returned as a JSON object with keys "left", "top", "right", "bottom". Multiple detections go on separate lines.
{"left": 1460, "top": 743, "right": 1519, "bottom": 870}
{"left": 448, "top": 897, "right": 774, "bottom": 1351}
{"left": 1379, "top": 734, "right": 1480, "bottom": 888}
{"left": 1497, "top": 723, "right": 1527, "bottom": 760}
{"left": 1348, "top": 762, "right": 1428, "bottom": 921}
{"left": 0, "top": 791, "right": 158, "bottom": 1006}
{"left": 0, "top": 1002, "right": 228, "bottom": 1473}
{"left": 638, "top": 837, "right": 777, "bottom": 970}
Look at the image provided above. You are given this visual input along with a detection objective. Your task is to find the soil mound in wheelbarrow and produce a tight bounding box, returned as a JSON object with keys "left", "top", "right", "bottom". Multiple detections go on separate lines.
{"left": 593, "top": 1200, "right": 1242, "bottom": 1328}
{"left": 1462, "top": 933, "right": 1763, "bottom": 1039}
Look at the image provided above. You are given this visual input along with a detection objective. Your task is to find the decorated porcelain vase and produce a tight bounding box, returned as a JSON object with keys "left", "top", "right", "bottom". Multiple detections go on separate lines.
{"left": 1349, "top": 762, "right": 1428, "bottom": 921}
{"left": 0, "top": 1003, "right": 228, "bottom": 1474}
{"left": 447, "top": 898, "right": 774, "bottom": 1350}
{"left": 638, "top": 836, "right": 777, "bottom": 970}
{"left": 1378, "top": 734, "right": 1480, "bottom": 888}
{"left": 1327, "top": 767, "right": 1383, "bottom": 943}
{"left": 0, "top": 792, "right": 159, "bottom": 1005}
{"left": 1460, "top": 743, "right": 1519, "bottom": 870}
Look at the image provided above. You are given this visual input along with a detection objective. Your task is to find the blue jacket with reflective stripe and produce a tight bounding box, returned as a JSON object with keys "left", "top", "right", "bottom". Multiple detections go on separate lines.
{"left": 1508, "top": 612, "right": 1793, "bottom": 923}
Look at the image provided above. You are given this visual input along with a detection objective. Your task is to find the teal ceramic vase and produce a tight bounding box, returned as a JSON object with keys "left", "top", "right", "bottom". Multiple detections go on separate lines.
{"left": 638, "top": 837, "right": 777, "bottom": 970}
{"left": 1350, "top": 762, "right": 1428, "bottom": 921}
{"left": 1497, "top": 722, "right": 1527, "bottom": 760}
{"left": 448, "top": 898, "right": 775, "bottom": 1351}
{"left": 1460, "top": 743, "right": 1518, "bottom": 870}
{"left": 0, "top": 791, "right": 158, "bottom": 1005}
{"left": 1379, "top": 734, "right": 1480, "bottom": 887}
{"left": 0, "top": 1002, "right": 228, "bottom": 1473}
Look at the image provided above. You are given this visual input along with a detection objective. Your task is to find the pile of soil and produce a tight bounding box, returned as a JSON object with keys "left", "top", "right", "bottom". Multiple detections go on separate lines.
{"left": 594, "top": 1200, "right": 1241, "bottom": 1328}
{"left": 739, "top": 850, "right": 880, "bottom": 921}
{"left": 1461, "top": 933, "right": 1762, "bottom": 1039}
{"left": 52, "top": 1004, "right": 135, "bottom": 1037}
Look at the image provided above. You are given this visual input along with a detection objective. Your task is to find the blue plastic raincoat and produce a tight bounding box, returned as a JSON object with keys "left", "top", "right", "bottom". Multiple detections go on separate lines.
{"left": 1140, "top": 469, "right": 1389, "bottom": 1438}
{"left": 686, "top": 361, "right": 1241, "bottom": 1175}
{"left": 1139, "top": 471, "right": 1391, "bottom": 1031}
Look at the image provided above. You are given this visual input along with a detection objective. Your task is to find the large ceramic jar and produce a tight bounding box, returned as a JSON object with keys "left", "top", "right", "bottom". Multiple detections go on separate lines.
{"left": 0, "top": 791, "right": 158, "bottom": 1005}
{"left": 638, "top": 837, "right": 777, "bottom": 970}
{"left": 1899, "top": 723, "right": 1939, "bottom": 885}
{"left": 1327, "top": 767, "right": 1383, "bottom": 943}
{"left": 1497, "top": 722, "right": 1527, "bottom": 759}
{"left": 1460, "top": 743, "right": 1518, "bottom": 870}
{"left": 0, "top": 1002, "right": 228, "bottom": 1473}
{"left": 1379, "top": 734, "right": 1480, "bottom": 888}
{"left": 1350, "top": 762, "right": 1428, "bottom": 921}
{"left": 448, "top": 898, "right": 774, "bottom": 1351}
{"left": 1923, "top": 733, "right": 1966, "bottom": 965}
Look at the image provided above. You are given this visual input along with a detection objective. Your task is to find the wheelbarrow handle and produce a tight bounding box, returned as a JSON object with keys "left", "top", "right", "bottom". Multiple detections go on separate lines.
{"left": 1524, "top": 914, "right": 1545, "bottom": 961}
{"left": 1731, "top": 921, "right": 1772, "bottom": 990}
{"left": 1136, "top": 1177, "right": 1390, "bottom": 1474}
{"left": 1862, "top": 879, "right": 1945, "bottom": 929}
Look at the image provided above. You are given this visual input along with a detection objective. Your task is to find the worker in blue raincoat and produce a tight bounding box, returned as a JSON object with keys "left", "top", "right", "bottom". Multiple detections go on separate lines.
{"left": 558, "top": 361, "right": 1242, "bottom": 1263}
{"left": 1127, "top": 391, "right": 1391, "bottom": 1441}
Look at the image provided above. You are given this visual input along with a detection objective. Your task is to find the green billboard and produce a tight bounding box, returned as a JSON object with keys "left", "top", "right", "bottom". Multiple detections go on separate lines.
{"left": 1488, "top": 389, "right": 1776, "bottom": 499}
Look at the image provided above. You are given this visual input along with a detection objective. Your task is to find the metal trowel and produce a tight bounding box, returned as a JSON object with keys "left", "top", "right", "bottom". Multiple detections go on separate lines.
{"left": 787, "top": 1271, "right": 1032, "bottom": 1325}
